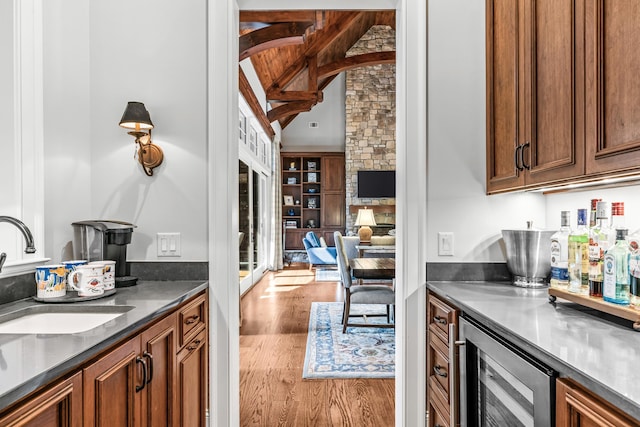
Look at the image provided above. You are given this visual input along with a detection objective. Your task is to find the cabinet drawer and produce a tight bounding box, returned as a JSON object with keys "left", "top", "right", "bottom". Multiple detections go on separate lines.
{"left": 178, "top": 293, "right": 207, "bottom": 349}
{"left": 428, "top": 337, "right": 450, "bottom": 404}
{"left": 428, "top": 398, "right": 450, "bottom": 427}
{"left": 428, "top": 292, "right": 457, "bottom": 344}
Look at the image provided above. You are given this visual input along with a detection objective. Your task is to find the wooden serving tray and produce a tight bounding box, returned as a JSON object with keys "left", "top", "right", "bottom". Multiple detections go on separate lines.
{"left": 548, "top": 288, "right": 640, "bottom": 330}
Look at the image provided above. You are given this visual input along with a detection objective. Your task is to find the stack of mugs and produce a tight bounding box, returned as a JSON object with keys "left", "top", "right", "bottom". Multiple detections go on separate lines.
{"left": 35, "top": 260, "right": 116, "bottom": 299}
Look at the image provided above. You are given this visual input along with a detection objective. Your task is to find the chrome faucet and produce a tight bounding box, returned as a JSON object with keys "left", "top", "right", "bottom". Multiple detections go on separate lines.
{"left": 0, "top": 216, "right": 36, "bottom": 273}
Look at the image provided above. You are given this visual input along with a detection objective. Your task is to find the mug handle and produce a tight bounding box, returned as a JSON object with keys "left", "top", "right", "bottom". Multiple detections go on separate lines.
{"left": 67, "top": 270, "right": 84, "bottom": 291}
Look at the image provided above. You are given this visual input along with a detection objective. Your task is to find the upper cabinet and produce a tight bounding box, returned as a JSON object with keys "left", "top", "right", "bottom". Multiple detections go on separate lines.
{"left": 584, "top": 1, "right": 640, "bottom": 175}
{"left": 486, "top": 0, "right": 585, "bottom": 194}
{"left": 486, "top": 0, "right": 640, "bottom": 194}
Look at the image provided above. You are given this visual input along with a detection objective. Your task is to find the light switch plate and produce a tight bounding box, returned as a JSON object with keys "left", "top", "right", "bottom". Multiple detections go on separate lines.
{"left": 157, "top": 232, "right": 181, "bottom": 257}
{"left": 438, "top": 232, "right": 454, "bottom": 256}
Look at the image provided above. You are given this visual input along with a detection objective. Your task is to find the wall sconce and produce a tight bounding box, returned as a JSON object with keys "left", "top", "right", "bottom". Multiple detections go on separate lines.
{"left": 355, "top": 207, "right": 377, "bottom": 244}
{"left": 119, "top": 101, "right": 163, "bottom": 176}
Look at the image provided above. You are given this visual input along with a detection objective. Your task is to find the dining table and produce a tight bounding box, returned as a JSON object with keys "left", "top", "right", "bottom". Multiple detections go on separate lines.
{"left": 349, "top": 257, "right": 395, "bottom": 280}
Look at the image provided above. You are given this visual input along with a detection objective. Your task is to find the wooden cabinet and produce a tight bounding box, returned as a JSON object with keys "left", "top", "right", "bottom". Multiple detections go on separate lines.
{"left": 0, "top": 291, "right": 208, "bottom": 427}
{"left": 176, "top": 293, "right": 208, "bottom": 427}
{"left": 281, "top": 153, "right": 345, "bottom": 249}
{"left": 83, "top": 313, "right": 177, "bottom": 427}
{"left": 426, "top": 292, "right": 459, "bottom": 426}
{"left": 0, "top": 373, "right": 82, "bottom": 427}
{"left": 556, "top": 378, "right": 640, "bottom": 426}
{"left": 486, "top": 0, "right": 585, "bottom": 194}
{"left": 584, "top": 1, "right": 640, "bottom": 176}
{"left": 177, "top": 329, "right": 208, "bottom": 427}
{"left": 487, "top": 1, "right": 640, "bottom": 193}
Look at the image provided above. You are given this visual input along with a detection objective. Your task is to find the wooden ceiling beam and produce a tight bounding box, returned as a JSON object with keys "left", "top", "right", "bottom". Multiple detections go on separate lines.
{"left": 304, "top": 11, "right": 363, "bottom": 57}
{"left": 239, "top": 22, "right": 312, "bottom": 61}
{"left": 269, "top": 56, "right": 307, "bottom": 91}
{"left": 266, "top": 90, "right": 320, "bottom": 102}
{"left": 267, "top": 100, "right": 315, "bottom": 123}
{"left": 318, "top": 51, "right": 396, "bottom": 79}
{"left": 240, "top": 11, "right": 318, "bottom": 24}
{"left": 239, "top": 67, "right": 275, "bottom": 139}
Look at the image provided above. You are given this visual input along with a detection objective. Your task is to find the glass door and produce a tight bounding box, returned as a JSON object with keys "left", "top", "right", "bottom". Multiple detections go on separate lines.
{"left": 239, "top": 160, "right": 251, "bottom": 284}
{"left": 460, "top": 317, "right": 556, "bottom": 426}
{"left": 239, "top": 160, "right": 270, "bottom": 294}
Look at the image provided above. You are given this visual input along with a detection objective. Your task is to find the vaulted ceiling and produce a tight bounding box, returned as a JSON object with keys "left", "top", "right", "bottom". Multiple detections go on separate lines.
{"left": 239, "top": 10, "right": 396, "bottom": 139}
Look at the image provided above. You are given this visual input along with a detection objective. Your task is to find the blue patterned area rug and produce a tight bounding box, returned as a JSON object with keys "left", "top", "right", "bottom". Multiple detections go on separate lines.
{"left": 303, "top": 302, "right": 395, "bottom": 379}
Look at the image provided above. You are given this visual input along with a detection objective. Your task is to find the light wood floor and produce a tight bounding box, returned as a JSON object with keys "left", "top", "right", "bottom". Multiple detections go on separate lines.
{"left": 240, "top": 263, "right": 396, "bottom": 426}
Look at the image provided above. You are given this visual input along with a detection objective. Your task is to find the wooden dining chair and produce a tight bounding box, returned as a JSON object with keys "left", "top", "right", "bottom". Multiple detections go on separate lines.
{"left": 334, "top": 232, "right": 395, "bottom": 333}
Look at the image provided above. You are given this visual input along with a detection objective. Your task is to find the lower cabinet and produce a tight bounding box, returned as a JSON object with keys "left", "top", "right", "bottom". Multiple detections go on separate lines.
{"left": 426, "top": 291, "right": 460, "bottom": 426}
{"left": 556, "top": 378, "right": 640, "bottom": 427}
{"left": 0, "top": 372, "right": 83, "bottom": 427}
{"left": 0, "top": 290, "right": 208, "bottom": 427}
{"left": 177, "top": 329, "right": 208, "bottom": 426}
{"left": 83, "top": 313, "right": 177, "bottom": 426}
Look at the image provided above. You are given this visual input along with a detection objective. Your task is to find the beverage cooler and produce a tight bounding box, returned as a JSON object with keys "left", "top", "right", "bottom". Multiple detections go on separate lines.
{"left": 459, "top": 316, "right": 557, "bottom": 426}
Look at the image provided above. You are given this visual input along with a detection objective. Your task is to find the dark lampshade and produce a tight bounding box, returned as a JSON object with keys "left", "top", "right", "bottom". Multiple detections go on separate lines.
{"left": 119, "top": 101, "right": 154, "bottom": 130}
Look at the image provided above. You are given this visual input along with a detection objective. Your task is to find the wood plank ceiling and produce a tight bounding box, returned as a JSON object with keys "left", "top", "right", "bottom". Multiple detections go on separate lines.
{"left": 239, "top": 10, "right": 396, "bottom": 139}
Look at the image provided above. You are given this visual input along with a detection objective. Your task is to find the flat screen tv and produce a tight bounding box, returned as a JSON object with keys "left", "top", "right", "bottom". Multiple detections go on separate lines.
{"left": 357, "top": 170, "right": 395, "bottom": 198}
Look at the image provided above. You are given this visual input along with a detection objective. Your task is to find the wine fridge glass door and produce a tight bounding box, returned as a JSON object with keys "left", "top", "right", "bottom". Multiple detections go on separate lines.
{"left": 460, "top": 317, "right": 556, "bottom": 426}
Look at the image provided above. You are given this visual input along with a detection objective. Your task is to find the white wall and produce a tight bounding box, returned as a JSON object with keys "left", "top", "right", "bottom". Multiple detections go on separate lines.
{"left": 427, "top": 0, "right": 546, "bottom": 263}
{"left": 280, "top": 73, "right": 346, "bottom": 152}
{"left": 42, "top": 0, "right": 209, "bottom": 263}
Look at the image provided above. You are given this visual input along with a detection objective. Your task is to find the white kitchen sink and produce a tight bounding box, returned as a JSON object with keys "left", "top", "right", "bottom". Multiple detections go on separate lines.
{"left": 0, "top": 305, "right": 134, "bottom": 334}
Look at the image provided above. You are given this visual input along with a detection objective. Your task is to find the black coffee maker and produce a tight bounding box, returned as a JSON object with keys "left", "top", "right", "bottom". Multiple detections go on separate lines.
{"left": 71, "top": 220, "right": 137, "bottom": 287}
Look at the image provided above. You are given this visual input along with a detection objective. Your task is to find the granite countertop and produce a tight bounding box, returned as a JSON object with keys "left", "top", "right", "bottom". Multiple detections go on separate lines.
{"left": 427, "top": 281, "right": 640, "bottom": 421}
{"left": 0, "top": 280, "right": 208, "bottom": 411}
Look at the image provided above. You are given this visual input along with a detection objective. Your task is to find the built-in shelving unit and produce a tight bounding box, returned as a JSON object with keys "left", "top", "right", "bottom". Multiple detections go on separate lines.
{"left": 281, "top": 153, "right": 345, "bottom": 250}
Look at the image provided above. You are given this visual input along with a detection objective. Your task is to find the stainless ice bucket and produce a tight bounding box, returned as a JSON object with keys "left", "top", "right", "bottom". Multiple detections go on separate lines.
{"left": 501, "top": 222, "right": 556, "bottom": 287}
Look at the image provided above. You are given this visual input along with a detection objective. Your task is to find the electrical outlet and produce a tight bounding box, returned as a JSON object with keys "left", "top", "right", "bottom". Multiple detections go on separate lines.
{"left": 438, "top": 232, "right": 454, "bottom": 256}
{"left": 157, "top": 232, "right": 181, "bottom": 257}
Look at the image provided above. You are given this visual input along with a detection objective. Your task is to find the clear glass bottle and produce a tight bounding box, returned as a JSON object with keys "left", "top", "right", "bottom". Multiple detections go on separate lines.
{"left": 603, "top": 229, "right": 630, "bottom": 305}
{"left": 630, "top": 250, "right": 640, "bottom": 310}
{"left": 589, "top": 198, "right": 601, "bottom": 228}
{"left": 588, "top": 201, "right": 614, "bottom": 297}
{"left": 610, "top": 202, "right": 625, "bottom": 230}
{"left": 568, "top": 209, "right": 589, "bottom": 295}
{"left": 550, "top": 211, "right": 571, "bottom": 290}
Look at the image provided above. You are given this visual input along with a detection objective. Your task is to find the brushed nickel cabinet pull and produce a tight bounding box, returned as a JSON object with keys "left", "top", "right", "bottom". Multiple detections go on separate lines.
{"left": 433, "top": 365, "right": 448, "bottom": 378}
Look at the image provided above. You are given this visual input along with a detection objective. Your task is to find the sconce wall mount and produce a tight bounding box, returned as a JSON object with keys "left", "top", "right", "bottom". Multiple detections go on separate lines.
{"left": 119, "top": 101, "right": 164, "bottom": 176}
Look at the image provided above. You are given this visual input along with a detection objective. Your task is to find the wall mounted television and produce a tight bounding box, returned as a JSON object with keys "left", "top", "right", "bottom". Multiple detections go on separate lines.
{"left": 357, "top": 170, "right": 396, "bottom": 198}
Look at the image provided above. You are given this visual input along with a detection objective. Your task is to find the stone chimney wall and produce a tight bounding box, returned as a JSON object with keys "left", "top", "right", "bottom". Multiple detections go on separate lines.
{"left": 345, "top": 26, "right": 396, "bottom": 232}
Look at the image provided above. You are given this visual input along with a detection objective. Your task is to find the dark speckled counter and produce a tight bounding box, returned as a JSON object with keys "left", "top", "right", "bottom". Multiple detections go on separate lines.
{"left": 0, "top": 280, "right": 208, "bottom": 411}
{"left": 427, "top": 281, "right": 640, "bottom": 421}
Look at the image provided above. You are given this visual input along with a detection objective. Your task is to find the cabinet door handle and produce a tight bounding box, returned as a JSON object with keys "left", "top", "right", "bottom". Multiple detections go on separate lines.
{"left": 433, "top": 365, "right": 448, "bottom": 378}
{"left": 135, "top": 356, "right": 147, "bottom": 392}
{"left": 185, "top": 315, "right": 200, "bottom": 325}
{"left": 449, "top": 323, "right": 465, "bottom": 427}
{"left": 521, "top": 141, "right": 531, "bottom": 170}
{"left": 143, "top": 351, "right": 153, "bottom": 384}
{"left": 514, "top": 144, "right": 523, "bottom": 171}
{"left": 187, "top": 339, "right": 202, "bottom": 351}
{"left": 433, "top": 315, "right": 447, "bottom": 325}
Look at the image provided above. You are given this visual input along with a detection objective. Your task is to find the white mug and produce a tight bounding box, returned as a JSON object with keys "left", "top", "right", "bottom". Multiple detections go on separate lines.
{"left": 89, "top": 261, "right": 116, "bottom": 290}
{"left": 68, "top": 265, "right": 104, "bottom": 297}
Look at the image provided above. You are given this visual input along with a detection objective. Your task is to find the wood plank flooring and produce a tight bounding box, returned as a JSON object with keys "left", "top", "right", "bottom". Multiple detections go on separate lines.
{"left": 240, "top": 263, "right": 395, "bottom": 426}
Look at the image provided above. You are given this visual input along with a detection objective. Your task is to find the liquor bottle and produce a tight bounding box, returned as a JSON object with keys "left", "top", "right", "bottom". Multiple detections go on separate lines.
{"left": 603, "top": 229, "right": 630, "bottom": 305}
{"left": 630, "top": 248, "right": 640, "bottom": 310}
{"left": 550, "top": 211, "right": 571, "bottom": 290}
{"left": 588, "top": 202, "right": 614, "bottom": 297}
{"left": 610, "top": 202, "right": 625, "bottom": 230}
{"left": 589, "top": 198, "right": 601, "bottom": 228}
{"left": 568, "top": 209, "right": 589, "bottom": 295}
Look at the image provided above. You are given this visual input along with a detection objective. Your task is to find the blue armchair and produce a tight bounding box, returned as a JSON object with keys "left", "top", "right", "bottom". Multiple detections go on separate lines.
{"left": 302, "top": 231, "right": 337, "bottom": 269}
